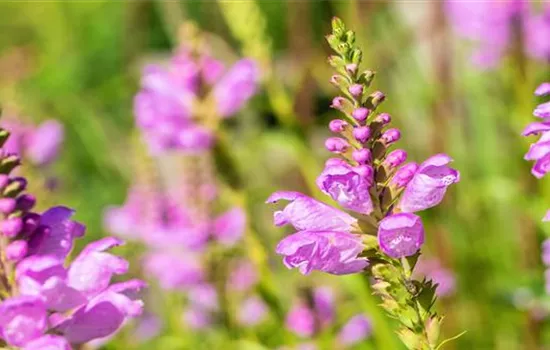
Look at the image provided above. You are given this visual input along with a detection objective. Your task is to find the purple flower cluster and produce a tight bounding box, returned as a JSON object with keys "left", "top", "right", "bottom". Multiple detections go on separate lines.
{"left": 446, "top": 0, "right": 550, "bottom": 68}
{"left": 0, "top": 130, "right": 143, "bottom": 349}
{"left": 268, "top": 66, "right": 459, "bottom": 275}
{"left": 0, "top": 117, "right": 64, "bottom": 167}
{"left": 523, "top": 82, "right": 550, "bottom": 219}
{"left": 106, "top": 42, "right": 267, "bottom": 333}
{"left": 134, "top": 49, "right": 259, "bottom": 154}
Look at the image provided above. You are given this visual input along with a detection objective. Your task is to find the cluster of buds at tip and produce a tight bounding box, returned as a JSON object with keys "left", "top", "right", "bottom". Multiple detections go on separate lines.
{"left": 268, "top": 17, "right": 460, "bottom": 350}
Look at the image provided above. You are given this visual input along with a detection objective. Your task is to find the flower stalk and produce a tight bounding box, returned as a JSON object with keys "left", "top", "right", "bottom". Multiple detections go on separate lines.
{"left": 268, "top": 17, "right": 461, "bottom": 349}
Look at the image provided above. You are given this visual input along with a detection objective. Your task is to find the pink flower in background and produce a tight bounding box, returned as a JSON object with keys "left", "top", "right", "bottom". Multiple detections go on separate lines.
{"left": 415, "top": 258, "right": 456, "bottom": 297}
{"left": 237, "top": 296, "right": 268, "bottom": 326}
{"left": 285, "top": 303, "right": 316, "bottom": 338}
{"left": 134, "top": 51, "right": 259, "bottom": 154}
{"left": 337, "top": 314, "right": 373, "bottom": 347}
{"left": 446, "top": 0, "right": 550, "bottom": 67}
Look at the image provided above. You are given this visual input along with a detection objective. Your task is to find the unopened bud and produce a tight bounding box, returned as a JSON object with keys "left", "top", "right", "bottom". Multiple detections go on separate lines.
{"left": 6, "top": 240, "right": 28, "bottom": 261}
{"left": 0, "top": 155, "right": 20, "bottom": 174}
{"left": 325, "top": 137, "right": 350, "bottom": 153}
{"left": 329, "top": 119, "right": 349, "bottom": 133}
{"left": 3, "top": 177, "right": 27, "bottom": 197}
{"left": 369, "top": 91, "right": 386, "bottom": 108}
{"left": 353, "top": 126, "right": 371, "bottom": 143}
{"left": 352, "top": 108, "right": 370, "bottom": 123}
{"left": 1, "top": 216, "right": 23, "bottom": 238}
{"left": 348, "top": 84, "right": 364, "bottom": 97}
{"left": 384, "top": 149, "right": 407, "bottom": 168}
{"left": 375, "top": 113, "right": 392, "bottom": 125}
{"left": 0, "top": 198, "right": 16, "bottom": 214}
{"left": 352, "top": 149, "right": 372, "bottom": 164}
{"left": 381, "top": 128, "right": 401, "bottom": 145}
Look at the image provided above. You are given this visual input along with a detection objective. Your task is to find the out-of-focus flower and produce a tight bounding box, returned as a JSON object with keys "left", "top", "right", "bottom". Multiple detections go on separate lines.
{"left": 285, "top": 303, "right": 316, "bottom": 338}
{"left": 313, "top": 287, "right": 334, "bottom": 327}
{"left": 134, "top": 52, "right": 258, "bottom": 154}
{"left": 237, "top": 296, "right": 268, "bottom": 326}
{"left": 337, "top": 314, "right": 373, "bottom": 347}
{"left": 446, "top": 0, "right": 550, "bottom": 68}
{"left": 414, "top": 258, "right": 456, "bottom": 297}
{"left": 0, "top": 118, "right": 64, "bottom": 167}
{"left": 182, "top": 307, "right": 212, "bottom": 330}
{"left": 228, "top": 260, "right": 258, "bottom": 292}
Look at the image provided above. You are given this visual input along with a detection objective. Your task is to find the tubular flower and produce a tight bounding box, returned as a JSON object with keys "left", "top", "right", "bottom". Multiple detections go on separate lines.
{"left": 267, "top": 18, "right": 460, "bottom": 349}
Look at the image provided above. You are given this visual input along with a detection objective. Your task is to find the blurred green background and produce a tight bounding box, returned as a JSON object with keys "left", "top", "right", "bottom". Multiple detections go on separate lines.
{"left": 1, "top": 1, "right": 550, "bottom": 349}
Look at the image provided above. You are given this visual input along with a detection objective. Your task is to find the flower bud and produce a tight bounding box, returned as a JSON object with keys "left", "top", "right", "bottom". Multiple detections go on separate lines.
{"left": 392, "top": 162, "right": 419, "bottom": 188}
{"left": 353, "top": 127, "right": 371, "bottom": 143}
{"left": 375, "top": 113, "right": 391, "bottom": 125}
{"left": 330, "top": 75, "right": 346, "bottom": 87}
{"left": 360, "top": 70, "right": 375, "bottom": 86}
{"left": 384, "top": 149, "right": 407, "bottom": 168}
{"left": 3, "top": 177, "right": 27, "bottom": 197}
{"left": 348, "top": 84, "right": 364, "bottom": 97}
{"left": 0, "top": 198, "right": 16, "bottom": 214}
{"left": 345, "top": 64, "right": 358, "bottom": 74}
{"left": 16, "top": 194, "right": 36, "bottom": 212}
{"left": 369, "top": 91, "right": 386, "bottom": 107}
{"left": 0, "top": 155, "right": 20, "bottom": 174}
{"left": 352, "top": 149, "right": 372, "bottom": 164}
{"left": 352, "top": 108, "right": 370, "bottom": 123}
{"left": 325, "top": 137, "right": 350, "bottom": 153}
{"left": 381, "top": 128, "right": 401, "bottom": 145}
{"left": 330, "top": 97, "right": 346, "bottom": 110}
{"left": 6, "top": 240, "right": 27, "bottom": 261}
{"left": 329, "top": 119, "right": 348, "bottom": 133}
{"left": 1, "top": 216, "right": 23, "bottom": 238}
